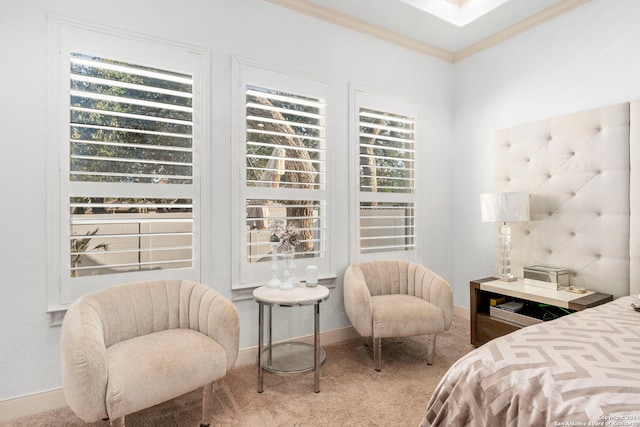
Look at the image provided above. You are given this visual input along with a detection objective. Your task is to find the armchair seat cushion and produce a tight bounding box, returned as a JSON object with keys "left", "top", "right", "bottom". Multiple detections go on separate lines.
{"left": 372, "top": 295, "right": 445, "bottom": 338}
{"left": 106, "top": 329, "right": 227, "bottom": 420}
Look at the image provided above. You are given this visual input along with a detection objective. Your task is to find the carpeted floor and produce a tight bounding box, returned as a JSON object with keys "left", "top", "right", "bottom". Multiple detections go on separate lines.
{"left": 2, "top": 316, "right": 473, "bottom": 427}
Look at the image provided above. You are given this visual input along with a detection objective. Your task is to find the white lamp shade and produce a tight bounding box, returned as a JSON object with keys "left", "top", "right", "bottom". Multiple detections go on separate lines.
{"left": 480, "top": 192, "right": 530, "bottom": 223}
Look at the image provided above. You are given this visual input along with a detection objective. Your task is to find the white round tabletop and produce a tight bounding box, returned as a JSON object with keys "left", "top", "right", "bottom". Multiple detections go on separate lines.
{"left": 253, "top": 284, "right": 330, "bottom": 306}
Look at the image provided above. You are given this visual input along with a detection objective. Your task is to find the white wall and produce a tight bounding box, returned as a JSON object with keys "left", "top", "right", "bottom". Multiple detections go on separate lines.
{"left": 0, "top": 0, "right": 453, "bottom": 401}
{"left": 451, "top": 0, "right": 640, "bottom": 307}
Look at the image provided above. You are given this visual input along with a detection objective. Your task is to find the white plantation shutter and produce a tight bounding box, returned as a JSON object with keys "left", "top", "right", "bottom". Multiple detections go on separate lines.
{"left": 359, "top": 202, "right": 415, "bottom": 253}
{"left": 68, "top": 54, "right": 195, "bottom": 278}
{"left": 69, "top": 198, "right": 194, "bottom": 277}
{"left": 49, "top": 20, "right": 207, "bottom": 308}
{"left": 69, "top": 54, "right": 194, "bottom": 184}
{"left": 245, "top": 199, "right": 324, "bottom": 262}
{"left": 359, "top": 109, "right": 415, "bottom": 194}
{"left": 234, "top": 60, "right": 332, "bottom": 288}
{"left": 245, "top": 86, "right": 324, "bottom": 190}
{"left": 352, "top": 89, "right": 419, "bottom": 257}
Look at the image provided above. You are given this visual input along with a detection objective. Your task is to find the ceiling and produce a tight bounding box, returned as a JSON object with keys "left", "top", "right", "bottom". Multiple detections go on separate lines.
{"left": 266, "top": 0, "right": 591, "bottom": 62}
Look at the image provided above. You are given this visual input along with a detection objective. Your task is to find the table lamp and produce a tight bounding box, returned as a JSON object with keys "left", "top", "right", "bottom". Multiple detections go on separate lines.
{"left": 480, "top": 192, "right": 530, "bottom": 282}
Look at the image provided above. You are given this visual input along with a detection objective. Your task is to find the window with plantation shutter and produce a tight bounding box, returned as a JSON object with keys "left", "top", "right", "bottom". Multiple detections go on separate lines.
{"left": 69, "top": 54, "right": 195, "bottom": 279}
{"left": 245, "top": 86, "right": 324, "bottom": 191}
{"left": 233, "top": 59, "right": 332, "bottom": 289}
{"left": 48, "top": 19, "right": 208, "bottom": 309}
{"left": 69, "top": 54, "right": 194, "bottom": 185}
{"left": 351, "top": 88, "right": 419, "bottom": 258}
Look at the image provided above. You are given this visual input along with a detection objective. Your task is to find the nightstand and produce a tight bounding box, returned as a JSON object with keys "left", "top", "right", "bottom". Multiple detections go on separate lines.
{"left": 470, "top": 277, "right": 613, "bottom": 347}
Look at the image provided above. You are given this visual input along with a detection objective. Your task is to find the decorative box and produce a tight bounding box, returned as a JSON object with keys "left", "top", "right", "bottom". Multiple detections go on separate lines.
{"left": 523, "top": 265, "right": 569, "bottom": 290}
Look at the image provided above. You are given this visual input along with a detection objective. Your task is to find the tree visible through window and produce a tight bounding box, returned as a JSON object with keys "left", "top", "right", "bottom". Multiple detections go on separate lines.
{"left": 357, "top": 103, "right": 417, "bottom": 254}
{"left": 232, "top": 59, "right": 332, "bottom": 289}
{"left": 245, "top": 85, "right": 326, "bottom": 263}
{"left": 48, "top": 19, "right": 206, "bottom": 310}
{"left": 68, "top": 53, "right": 195, "bottom": 277}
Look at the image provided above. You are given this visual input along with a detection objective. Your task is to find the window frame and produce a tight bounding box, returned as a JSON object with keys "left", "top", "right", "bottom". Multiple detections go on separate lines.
{"left": 231, "top": 57, "right": 335, "bottom": 290}
{"left": 349, "top": 85, "right": 421, "bottom": 263}
{"left": 46, "top": 16, "right": 211, "bottom": 311}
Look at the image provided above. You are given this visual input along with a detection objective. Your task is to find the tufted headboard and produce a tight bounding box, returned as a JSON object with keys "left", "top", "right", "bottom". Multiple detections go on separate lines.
{"left": 630, "top": 101, "right": 640, "bottom": 296}
{"left": 493, "top": 102, "right": 637, "bottom": 298}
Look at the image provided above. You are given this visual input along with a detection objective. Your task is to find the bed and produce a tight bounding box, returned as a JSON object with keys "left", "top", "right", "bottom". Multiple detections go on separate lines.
{"left": 420, "top": 295, "right": 640, "bottom": 425}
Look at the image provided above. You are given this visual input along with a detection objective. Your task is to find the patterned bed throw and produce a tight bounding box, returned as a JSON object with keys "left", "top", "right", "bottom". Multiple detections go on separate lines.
{"left": 421, "top": 295, "right": 640, "bottom": 426}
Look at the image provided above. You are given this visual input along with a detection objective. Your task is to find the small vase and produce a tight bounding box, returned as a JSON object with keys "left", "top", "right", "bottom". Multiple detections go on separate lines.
{"left": 266, "top": 243, "right": 281, "bottom": 288}
{"left": 279, "top": 248, "right": 294, "bottom": 290}
{"left": 288, "top": 246, "right": 300, "bottom": 287}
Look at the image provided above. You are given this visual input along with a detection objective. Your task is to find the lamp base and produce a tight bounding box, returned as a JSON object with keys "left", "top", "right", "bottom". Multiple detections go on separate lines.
{"left": 497, "top": 222, "right": 516, "bottom": 283}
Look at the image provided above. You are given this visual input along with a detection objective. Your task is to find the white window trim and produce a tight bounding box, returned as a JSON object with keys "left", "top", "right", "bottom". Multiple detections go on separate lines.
{"left": 231, "top": 57, "right": 335, "bottom": 290}
{"left": 46, "top": 16, "right": 211, "bottom": 312}
{"left": 349, "top": 85, "right": 422, "bottom": 263}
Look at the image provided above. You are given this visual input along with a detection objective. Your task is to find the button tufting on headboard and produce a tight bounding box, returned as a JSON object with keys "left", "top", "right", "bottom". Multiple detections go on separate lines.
{"left": 494, "top": 102, "right": 631, "bottom": 297}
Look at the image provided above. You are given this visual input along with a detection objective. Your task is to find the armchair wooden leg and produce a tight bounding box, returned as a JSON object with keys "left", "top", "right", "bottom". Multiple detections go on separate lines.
{"left": 374, "top": 337, "right": 382, "bottom": 372}
{"left": 426, "top": 334, "right": 437, "bottom": 365}
{"left": 110, "top": 417, "right": 125, "bottom": 427}
{"left": 201, "top": 381, "right": 217, "bottom": 427}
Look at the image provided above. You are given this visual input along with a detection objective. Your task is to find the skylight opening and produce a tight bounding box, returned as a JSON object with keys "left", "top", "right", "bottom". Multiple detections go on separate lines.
{"left": 400, "top": 0, "right": 510, "bottom": 27}
{"left": 445, "top": 0, "right": 472, "bottom": 6}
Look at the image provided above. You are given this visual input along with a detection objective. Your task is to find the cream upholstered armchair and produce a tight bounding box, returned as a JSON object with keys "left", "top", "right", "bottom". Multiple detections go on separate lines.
{"left": 344, "top": 260, "right": 453, "bottom": 371}
{"left": 60, "top": 280, "right": 240, "bottom": 427}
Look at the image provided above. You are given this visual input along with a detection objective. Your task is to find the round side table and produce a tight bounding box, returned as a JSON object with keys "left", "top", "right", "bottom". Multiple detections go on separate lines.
{"left": 253, "top": 284, "right": 330, "bottom": 393}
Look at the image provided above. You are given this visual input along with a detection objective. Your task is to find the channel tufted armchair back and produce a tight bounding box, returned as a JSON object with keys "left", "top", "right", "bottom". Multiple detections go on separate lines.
{"left": 354, "top": 260, "right": 453, "bottom": 312}
{"left": 84, "top": 279, "right": 239, "bottom": 367}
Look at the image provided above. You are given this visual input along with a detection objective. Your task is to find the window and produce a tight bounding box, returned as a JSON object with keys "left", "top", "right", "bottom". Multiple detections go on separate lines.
{"left": 350, "top": 87, "right": 419, "bottom": 259}
{"left": 232, "top": 59, "right": 332, "bottom": 289}
{"left": 48, "top": 18, "right": 209, "bottom": 309}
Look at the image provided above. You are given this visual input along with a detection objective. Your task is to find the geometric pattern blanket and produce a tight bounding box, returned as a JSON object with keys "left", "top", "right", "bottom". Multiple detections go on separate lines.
{"left": 420, "top": 295, "right": 640, "bottom": 426}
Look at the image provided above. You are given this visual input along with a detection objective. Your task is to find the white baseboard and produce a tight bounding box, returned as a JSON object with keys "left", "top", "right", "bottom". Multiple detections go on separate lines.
{"left": 0, "top": 388, "right": 69, "bottom": 423}
{"left": 0, "top": 308, "right": 468, "bottom": 423}
{"left": 453, "top": 304, "right": 470, "bottom": 320}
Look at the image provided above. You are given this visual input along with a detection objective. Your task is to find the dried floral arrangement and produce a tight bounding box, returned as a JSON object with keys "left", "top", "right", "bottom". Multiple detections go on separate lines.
{"left": 268, "top": 219, "right": 299, "bottom": 251}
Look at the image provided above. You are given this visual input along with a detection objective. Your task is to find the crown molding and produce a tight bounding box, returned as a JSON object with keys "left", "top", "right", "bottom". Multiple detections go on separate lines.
{"left": 265, "top": 0, "right": 454, "bottom": 62}
{"left": 452, "top": 0, "right": 591, "bottom": 61}
{"left": 265, "top": 0, "right": 591, "bottom": 63}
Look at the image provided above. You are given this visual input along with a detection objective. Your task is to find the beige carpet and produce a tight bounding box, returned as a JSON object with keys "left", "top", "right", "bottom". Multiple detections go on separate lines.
{"left": 2, "top": 316, "right": 473, "bottom": 427}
